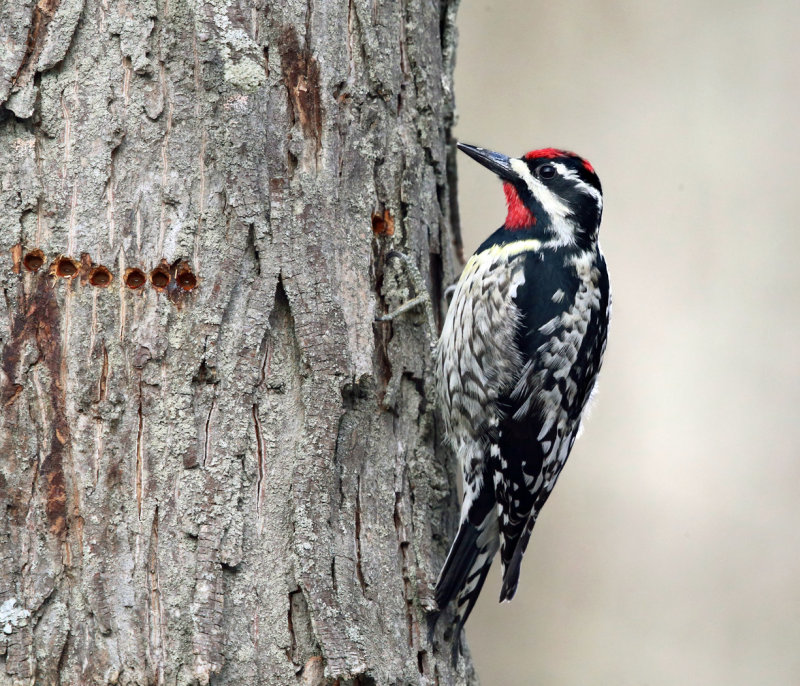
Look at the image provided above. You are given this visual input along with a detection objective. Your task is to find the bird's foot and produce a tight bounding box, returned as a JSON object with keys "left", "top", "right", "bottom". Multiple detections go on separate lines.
{"left": 376, "top": 251, "right": 437, "bottom": 346}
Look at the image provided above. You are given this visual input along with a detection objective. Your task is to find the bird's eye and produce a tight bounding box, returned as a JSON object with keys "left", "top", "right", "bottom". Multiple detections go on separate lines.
{"left": 536, "top": 164, "right": 556, "bottom": 180}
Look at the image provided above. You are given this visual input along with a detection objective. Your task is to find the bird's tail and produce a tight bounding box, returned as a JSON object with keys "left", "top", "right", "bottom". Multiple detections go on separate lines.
{"left": 499, "top": 528, "right": 527, "bottom": 602}
{"left": 434, "top": 485, "right": 499, "bottom": 661}
{"left": 499, "top": 506, "right": 541, "bottom": 602}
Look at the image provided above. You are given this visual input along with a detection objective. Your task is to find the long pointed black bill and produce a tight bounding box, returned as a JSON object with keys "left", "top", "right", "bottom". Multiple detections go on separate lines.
{"left": 456, "top": 142, "right": 515, "bottom": 181}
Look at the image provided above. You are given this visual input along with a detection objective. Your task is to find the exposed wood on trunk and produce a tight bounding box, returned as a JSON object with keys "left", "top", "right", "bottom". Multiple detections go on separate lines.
{"left": 0, "top": 0, "right": 473, "bottom": 683}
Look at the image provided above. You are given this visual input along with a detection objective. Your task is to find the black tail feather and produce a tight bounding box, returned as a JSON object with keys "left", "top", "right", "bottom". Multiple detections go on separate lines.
{"left": 435, "top": 465, "right": 500, "bottom": 662}
{"left": 445, "top": 559, "right": 493, "bottom": 665}
{"left": 499, "top": 515, "right": 535, "bottom": 602}
{"left": 499, "top": 542, "right": 524, "bottom": 602}
{"left": 435, "top": 521, "right": 481, "bottom": 610}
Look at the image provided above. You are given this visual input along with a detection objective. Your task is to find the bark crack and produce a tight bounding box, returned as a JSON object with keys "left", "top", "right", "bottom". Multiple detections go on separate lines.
{"left": 278, "top": 26, "right": 323, "bottom": 155}
{"left": 97, "top": 340, "right": 108, "bottom": 403}
{"left": 354, "top": 475, "right": 367, "bottom": 594}
{"left": 286, "top": 587, "right": 321, "bottom": 673}
{"left": 136, "top": 377, "right": 144, "bottom": 520}
{"left": 11, "top": 0, "right": 61, "bottom": 93}
{"left": 202, "top": 399, "right": 215, "bottom": 467}
{"left": 394, "top": 471, "right": 417, "bottom": 650}
{"left": 157, "top": 91, "right": 174, "bottom": 257}
{"left": 252, "top": 404, "right": 264, "bottom": 517}
{"left": 147, "top": 505, "right": 165, "bottom": 684}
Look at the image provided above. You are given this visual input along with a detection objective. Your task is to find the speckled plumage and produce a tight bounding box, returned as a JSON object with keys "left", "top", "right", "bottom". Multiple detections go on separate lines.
{"left": 434, "top": 144, "right": 611, "bottom": 656}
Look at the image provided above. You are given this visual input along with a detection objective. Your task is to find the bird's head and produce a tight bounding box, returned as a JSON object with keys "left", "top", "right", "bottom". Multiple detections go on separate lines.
{"left": 457, "top": 142, "right": 603, "bottom": 246}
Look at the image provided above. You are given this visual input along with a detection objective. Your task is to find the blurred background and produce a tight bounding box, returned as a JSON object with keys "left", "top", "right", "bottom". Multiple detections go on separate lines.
{"left": 454, "top": 2, "right": 800, "bottom": 684}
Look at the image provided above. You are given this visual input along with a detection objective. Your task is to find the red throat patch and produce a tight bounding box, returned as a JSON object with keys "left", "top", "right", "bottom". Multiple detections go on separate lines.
{"left": 503, "top": 183, "right": 536, "bottom": 229}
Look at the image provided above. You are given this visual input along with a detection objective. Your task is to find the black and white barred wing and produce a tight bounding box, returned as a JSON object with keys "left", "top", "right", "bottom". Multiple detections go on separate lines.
{"left": 494, "top": 249, "right": 610, "bottom": 601}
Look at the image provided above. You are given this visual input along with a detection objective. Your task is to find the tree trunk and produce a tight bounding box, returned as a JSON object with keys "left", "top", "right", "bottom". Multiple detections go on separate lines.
{"left": 0, "top": 1, "right": 472, "bottom": 684}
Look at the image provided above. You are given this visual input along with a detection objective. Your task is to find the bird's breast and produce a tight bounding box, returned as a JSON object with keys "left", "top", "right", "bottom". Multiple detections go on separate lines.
{"left": 436, "top": 246, "right": 528, "bottom": 446}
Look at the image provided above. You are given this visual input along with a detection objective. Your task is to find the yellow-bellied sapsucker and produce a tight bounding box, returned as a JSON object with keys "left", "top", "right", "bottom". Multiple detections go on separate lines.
{"left": 434, "top": 143, "right": 611, "bottom": 658}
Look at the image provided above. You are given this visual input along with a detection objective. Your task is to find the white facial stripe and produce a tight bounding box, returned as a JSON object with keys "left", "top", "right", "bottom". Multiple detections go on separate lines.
{"left": 552, "top": 162, "right": 603, "bottom": 210}
{"left": 509, "top": 158, "right": 570, "bottom": 219}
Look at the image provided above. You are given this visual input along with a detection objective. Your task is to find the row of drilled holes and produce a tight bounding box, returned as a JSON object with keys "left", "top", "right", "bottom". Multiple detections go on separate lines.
{"left": 21, "top": 250, "right": 198, "bottom": 291}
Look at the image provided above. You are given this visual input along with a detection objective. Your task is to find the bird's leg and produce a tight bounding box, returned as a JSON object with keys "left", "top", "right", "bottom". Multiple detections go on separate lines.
{"left": 376, "top": 250, "right": 438, "bottom": 347}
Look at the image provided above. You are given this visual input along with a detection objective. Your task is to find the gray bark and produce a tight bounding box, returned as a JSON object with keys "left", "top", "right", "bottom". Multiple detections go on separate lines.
{"left": 0, "top": 0, "right": 473, "bottom": 684}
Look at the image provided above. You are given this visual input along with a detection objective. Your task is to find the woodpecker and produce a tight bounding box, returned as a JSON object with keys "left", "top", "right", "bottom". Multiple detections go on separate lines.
{"left": 434, "top": 143, "right": 611, "bottom": 657}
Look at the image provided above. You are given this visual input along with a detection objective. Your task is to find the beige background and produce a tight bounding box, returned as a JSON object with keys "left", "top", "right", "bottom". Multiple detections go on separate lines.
{"left": 454, "top": 2, "right": 800, "bottom": 684}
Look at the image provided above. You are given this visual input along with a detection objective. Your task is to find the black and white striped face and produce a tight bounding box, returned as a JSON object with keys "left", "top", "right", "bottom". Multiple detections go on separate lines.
{"left": 457, "top": 143, "right": 603, "bottom": 245}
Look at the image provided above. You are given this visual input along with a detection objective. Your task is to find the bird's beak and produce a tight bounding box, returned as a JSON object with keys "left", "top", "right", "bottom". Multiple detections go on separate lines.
{"left": 457, "top": 142, "right": 515, "bottom": 181}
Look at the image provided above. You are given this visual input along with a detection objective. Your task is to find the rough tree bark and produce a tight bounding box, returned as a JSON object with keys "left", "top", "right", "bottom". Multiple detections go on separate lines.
{"left": 0, "top": 0, "right": 473, "bottom": 684}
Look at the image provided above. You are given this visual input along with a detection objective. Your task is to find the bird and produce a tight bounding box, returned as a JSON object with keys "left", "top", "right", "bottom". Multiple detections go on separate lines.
{"left": 433, "top": 142, "right": 611, "bottom": 658}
